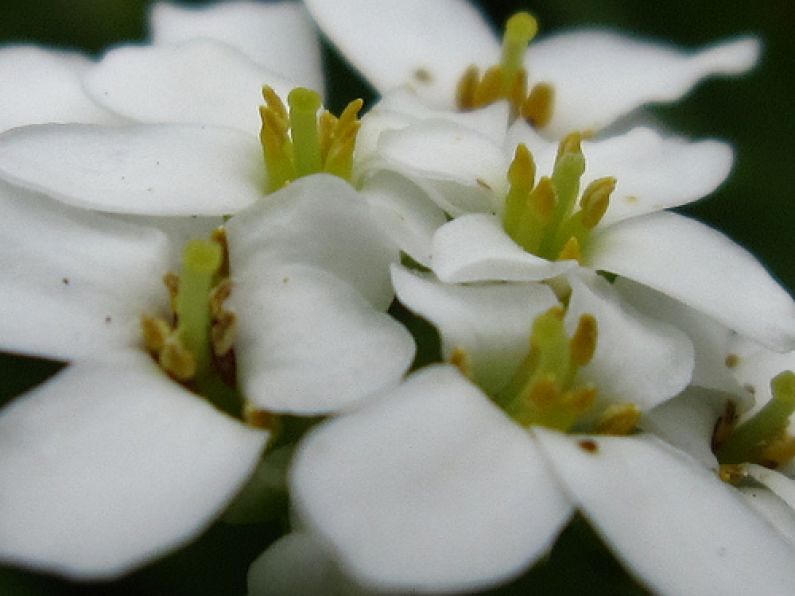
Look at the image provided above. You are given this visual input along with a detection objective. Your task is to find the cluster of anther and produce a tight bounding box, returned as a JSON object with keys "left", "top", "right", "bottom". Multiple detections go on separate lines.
{"left": 492, "top": 306, "right": 639, "bottom": 434}
{"left": 455, "top": 12, "right": 554, "bottom": 128}
{"left": 141, "top": 229, "right": 240, "bottom": 415}
{"left": 260, "top": 86, "right": 363, "bottom": 192}
{"left": 503, "top": 133, "right": 616, "bottom": 263}
{"left": 714, "top": 370, "right": 795, "bottom": 480}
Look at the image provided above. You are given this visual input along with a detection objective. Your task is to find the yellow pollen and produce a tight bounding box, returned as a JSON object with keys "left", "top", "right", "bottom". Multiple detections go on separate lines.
{"left": 725, "top": 353, "right": 740, "bottom": 368}
{"left": 718, "top": 463, "right": 747, "bottom": 484}
{"left": 580, "top": 177, "right": 616, "bottom": 229}
{"left": 595, "top": 403, "right": 641, "bottom": 436}
{"left": 159, "top": 335, "right": 197, "bottom": 382}
{"left": 570, "top": 314, "right": 598, "bottom": 366}
{"left": 556, "top": 236, "right": 582, "bottom": 262}
{"left": 556, "top": 132, "right": 584, "bottom": 161}
{"left": 521, "top": 82, "right": 555, "bottom": 128}
{"left": 758, "top": 434, "right": 795, "bottom": 468}
{"left": 141, "top": 315, "right": 171, "bottom": 354}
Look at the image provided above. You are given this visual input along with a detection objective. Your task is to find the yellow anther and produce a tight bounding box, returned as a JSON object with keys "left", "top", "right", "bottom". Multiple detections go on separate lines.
{"left": 211, "top": 226, "right": 230, "bottom": 277}
{"left": 212, "top": 310, "right": 238, "bottom": 357}
{"left": 718, "top": 463, "right": 747, "bottom": 484}
{"left": 527, "top": 374, "right": 560, "bottom": 408}
{"left": 449, "top": 346, "right": 474, "bottom": 380}
{"left": 595, "top": 403, "right": 640, "bottom": 436}
{"left": 244, "top": 403, "right": 280, "bottom": 431}
{"left": 455, "top": 65, "right": 480, "bottom": 111}
{"left": 580, "top": 177, "right": 615, "bottom": 229}
{"left": 262, "top": 85, "right": 288, "bottom": 125}
{"left": 472, "top": 66, "right": 503, "bottom": 108}
{"left": 209, "top": 278, "right": 232, "bottom": 320}
{"left": 711, "top": 401, "right": 737, "bottom": 452}
{"left": 528, "top": 177, "right": 556, "bottom": 222}
{"left": 564, "top": 385, "right": 598, "bottom": 414}
{"left": 556, "top": 236, "right": 582, "bottom": 262}
{"left": 556, "top": 132, "right": 583, "bottom": 161}
{"left": 141, "top": 315, "right": 172, "bottom": 353}
{"left": 570, "top": 314, "right": 598, "bottom": 367}
{"left": 163, "top": 272, "right": 180, "bottom": 311}
{"left": 507, "top": 143, "right": 536, "bottom": 194}
{"left": 521, "top": 82, "right": 555, "bottom": 128}
{"left": 159, "top": 335, "right": 197, "bottom": 382}
{"left": 507, "top": 69, "right": 528, "bottom": 116}
{"left": 318, "top": 110, "right": 337, "bottom": 161}
{"left": 759, "top": 434, "right": 795, "bottom": 468}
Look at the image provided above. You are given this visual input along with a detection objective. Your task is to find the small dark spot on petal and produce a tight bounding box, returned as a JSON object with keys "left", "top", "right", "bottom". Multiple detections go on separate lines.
{"left": 625, "top": 195, "right": 638, "bottom": 204}
{"left": 476, "top": 178, "right": 492, "bottom": 191}
{"left": 62, "top": 277, "right": 69, "bottom": 285}
{"left": 578, "top": 439, "right": 598, "bottom": 453}
{"left": 105, "top": 316, "right": 112, "bottom": 324}
{"left": 282, "top": 277, "right": 289, "bottom": 284}
{"left": 413, "top": 67, "right": 433, "bottom": 84}
{"left": 744, "top": 384, "right": 756, "bottom": 395}
{"left": 725, "top": 353, "right": 739, "bottom": 368}
{"left": 146, "top": 187, "right": 153, "bottom": 192}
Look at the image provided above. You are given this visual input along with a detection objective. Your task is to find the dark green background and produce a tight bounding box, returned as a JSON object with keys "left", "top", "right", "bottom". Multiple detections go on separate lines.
{"left": 0, "top": 1, "right": 791, "bottom": 594}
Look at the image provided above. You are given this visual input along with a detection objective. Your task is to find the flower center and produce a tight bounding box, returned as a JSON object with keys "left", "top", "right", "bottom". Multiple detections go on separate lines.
{"left": 259, "top": 86, "right": 363, "bottom": 192}
{"left": 141, "top": 229, "right": 242, "bottom": 417}
{"left": 455, "top": 11, "right": 555, "bottom": 128}
{"left": 714, "top": 371, "right": 795, "bottom": 471}
{"left": 502, "top": 134, "right": 616, "bottom": 263}
{"left": 461, "top": 306, "right": 639, "bottom": 434}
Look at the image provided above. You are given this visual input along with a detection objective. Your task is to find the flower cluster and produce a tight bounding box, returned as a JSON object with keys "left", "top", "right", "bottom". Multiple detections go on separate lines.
{"left": 1, "top": 1, "right": 794, "bottom": 595}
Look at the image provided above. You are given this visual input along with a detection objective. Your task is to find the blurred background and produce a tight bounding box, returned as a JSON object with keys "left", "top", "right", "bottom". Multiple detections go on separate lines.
{"left": 0, "top": 1, "right": 792, "bottom": 594}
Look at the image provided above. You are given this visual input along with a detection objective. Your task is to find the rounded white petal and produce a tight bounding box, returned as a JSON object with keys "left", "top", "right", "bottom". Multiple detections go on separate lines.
{"left": 226, "top": 175, "right": 414, "bottom": 414}
{"left": 291, "top": 365, "right": 573, "bottom": 593}
{"left": 534, "top": 429, "right": 795, "bottom": 595}
{"left": 85, "top": 40, "right": 296, "bottom": 133}
{"left": 584, "top": 128, "right": 733, "bottom": 226}
{"left": 361, "top": 170, "right": 447, "bottom": 267}
{"left": 744, "top": 465, "right": 795, "bottom": 521}
{"left": 304, "top": 0, "right": 498, "bottom": 106}
{"left": 588, "top": 211, "right": 795, "bottom": 351}
{"left": 391, "top": 264, "right": 558, "bottom": 393}
{"left": 566, "top": 273, "right": 694, "bottom": 410}
{"left": 248, "top": 534, "right": 345, "bottom": 596}
{"left": 432, "top": 213, "right": 577, "bottom": 283}
{"left": 0, "top": 182, "right": 171, "bottom": 361}
{"left": 642, "top": 386, "right": 729, "bottom": 469}
{"left": 376, "top": 121, "right": 507, "bottom": 215}
{"left": 149, "top": 1, "right": 324, "bottom": 94}
{"left": 531, "top": 31, "right": 760, "bottom": 136}
{"left": 0, "top": 46, "right": 117, "bottom": 132}
{"left": 0, "top": 352, "right": 266, "bottom": 579}
{"left": 615, "top": 276, "right": 751, "bottom": 399}
{"left": 0, "top": 123, "right": 265, "bottom": 215}
{"left": 738, "top": 486, "right": 795, "bottom": 546}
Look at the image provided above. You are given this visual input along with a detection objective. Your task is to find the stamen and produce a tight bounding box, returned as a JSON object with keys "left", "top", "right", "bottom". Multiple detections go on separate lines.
{"left": 595, "top": 403, "right": 640, "bottom": 436}
{"left": 717, "top": 371, "right": 795, "bottom": 464}
{"left": 455, "top": 65, "right": 480, "bottom": 111}
{"left": 521, "top": 83, "right": 554, "bottom": 128}
{"left": 570, "top": 314, "right": 598, "bottom": 367}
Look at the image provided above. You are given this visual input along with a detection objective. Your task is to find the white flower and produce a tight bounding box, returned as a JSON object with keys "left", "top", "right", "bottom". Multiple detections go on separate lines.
{"left": 303, "top": 0, "right": 759, "bottom": 138}
{"left": 0, "top": 2, "right": 329, "bottom": 216}
{"left": 0, "top": 174, "right": 413, "bottom": 579}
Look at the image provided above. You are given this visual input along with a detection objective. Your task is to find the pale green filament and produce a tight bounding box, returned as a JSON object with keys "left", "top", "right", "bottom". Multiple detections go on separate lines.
{"left": 500, "top": 12, "right": 538, "bottom": 95}
{"left": 175, "top": 239, "right": 223, "bottom": 386}
{"left": 260, "top": 86, "right": 363, "bottom": 192}
{"left": 717, "top": 371, "right": 795, "bottom": 464}
{"left": 496, "top": 308, "right": 598, "bottom": 431}
{"left": 502, "top": 137, "right": 615, "bottom": 263}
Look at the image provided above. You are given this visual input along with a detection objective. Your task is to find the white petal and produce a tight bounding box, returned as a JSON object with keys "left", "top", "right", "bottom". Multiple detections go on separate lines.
{"left": 304, "top": 0, "right": 498, "bottom": 106}
{"left": 291, "top": 365, "right": 573, "bottom": 593}
{"left": 361, "top": 170, "right": 447, "bottom": 267}
{"left": 431, "top": 213, "right": 577, "bottom": 283}
{"left": 588, "top": 211, "right": 795, "bottom": 351}
{"left": 566, "top": 273, "right": 694, "bottom": 410}
{"left": 391, "top": 264, "right": 558, "bottom": 393}
{"left": 728, "top": 340, "right": 795, "bottom": 410}
{"left": 615, "top": 276, "right": 752, "bottom": 399}
{"left": 0, "top": 123, "right": 265, "bottom": 215}
{"left": 642, "top": 386, "right": 730, "bottom": 469}
{"left": 738, "top": 486, "right": 795, "bottom": 546}
{"left": 744, "top": 465, "right": 795, "bottom": 517}
{"left": 534, "top": 430, "right": 795, "bottom": 595}
{"left": 149, "top": 1, "right": 324, "bottom": 94}
{"left": 248, "top": 534, "right": 345, "bottom": 596}
{"left": 531, "top": 32, "right": 760, "bottom": 136}
{"left": 0, "top": 352, "right": 266, "bottom": 579}
{"left": 0, "top": 182, "right": 171, "bottom": 361}
{"left": 226, "top": 176, "right": 414, "bottom": 414}
{"left": 84, "top": 40, "right": 296, "bottom": 133}
{"left": 376, "top": 121, "right": 507, "bottom": 215}
{"left": 0, "top": 46, "right": 117, "bottom": 132}
{"left": 584, "top": 128, "right": 733, "bottom": 226}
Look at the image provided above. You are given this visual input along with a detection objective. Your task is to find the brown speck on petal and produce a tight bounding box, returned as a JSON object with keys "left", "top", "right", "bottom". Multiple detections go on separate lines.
{"left": 61, "top": 277, "right": 69, "bottom": 285}
{"left": 413, "top": 67, "right": 433, "bottom": 84}
{"left": 578, "top": 439, "right": 599, "bottom": 453}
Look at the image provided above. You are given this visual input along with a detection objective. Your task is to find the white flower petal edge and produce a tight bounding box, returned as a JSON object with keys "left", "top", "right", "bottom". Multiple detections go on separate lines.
{"left": 304, "top": 0, "right": 497, "bottom": 106}
{"left": 0, "top": 351, "right": 267, "bottom": 580}
{"left": 0, "top": 181, "right": 171, "bottom": 361}
{"left": 149, "top": 1, "right": 324, "bottom": 94}
{"left": 0, "top": 46, "right": 118, "bottom": 133}
{"left": 432, "top": 213, "right": 578, "bottom": 283}
{"left": 531, "top": 32, "right": 760, "bottom": 137}
{"left": 391, "top": 264, "right": 558, "bottom": 394}
{"left": 738, "top": 485, "right": 795, "bottom": 546}
{"left": 290, "top": 365, "right": 573, "bottom": 593}
{"left": 227, "top": 175, "right": 415, "bottom": 414}
{"left": 0, "top": 123, "right": 265, "bottom": 215}
{"left": 84, "top": 40, "right": 298, "bottom": 134}
{"left": 588, "top": 211, "right": 795, "bottom": 351}
{"left": 566, "top": 273, "right": 694, "bottom": 410}
{"left": 534, "top": 429, "right": 795, "bottom": 595}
